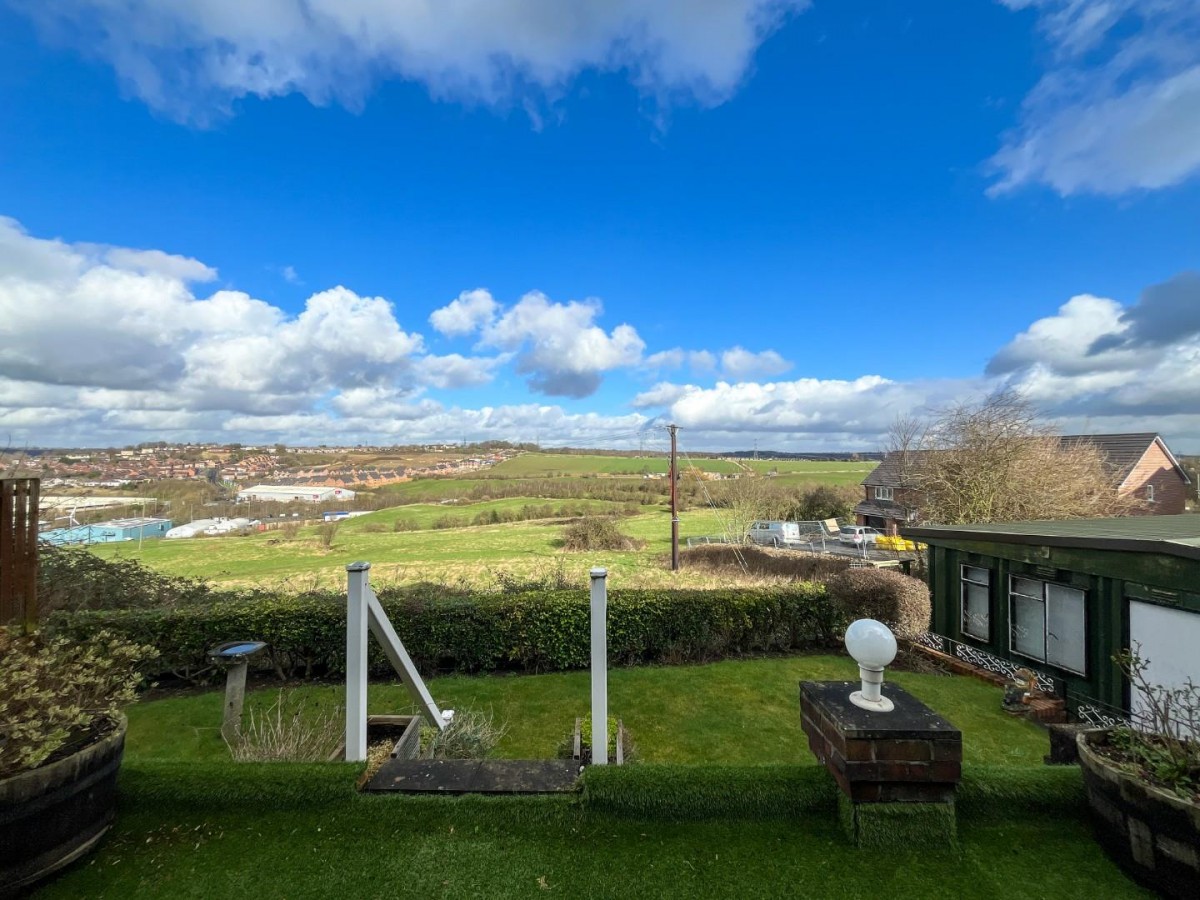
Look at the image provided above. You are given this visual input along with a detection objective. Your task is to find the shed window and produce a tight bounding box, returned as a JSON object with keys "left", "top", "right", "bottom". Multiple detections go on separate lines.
{"left": 1009, "top": 576, "right": 1087, "bottom": 675}
{"left": 874, "top": 486, "right": 894, "bottom": 501}
{"left": 960, "top": 566, "right": 990, "bottom": 640}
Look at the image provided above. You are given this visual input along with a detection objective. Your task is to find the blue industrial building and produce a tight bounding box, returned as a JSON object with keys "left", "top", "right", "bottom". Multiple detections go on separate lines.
{"left": 40, "top": 516, "right": 173, "bottom": 546}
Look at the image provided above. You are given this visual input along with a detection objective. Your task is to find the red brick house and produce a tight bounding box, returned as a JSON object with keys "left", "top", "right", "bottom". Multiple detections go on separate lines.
{"left": 854, "top": 433, "right": 1192, "bottom": 533}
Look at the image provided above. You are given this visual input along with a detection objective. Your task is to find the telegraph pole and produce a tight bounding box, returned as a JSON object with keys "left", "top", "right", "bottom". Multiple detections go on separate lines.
{"left": 668, "top": 423, "right": 679, "bottom": 571}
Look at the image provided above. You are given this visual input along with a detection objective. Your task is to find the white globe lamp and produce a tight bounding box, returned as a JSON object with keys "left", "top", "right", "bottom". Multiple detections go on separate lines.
{"left": 845, "top": 618, "right": 897, "bottom": 712}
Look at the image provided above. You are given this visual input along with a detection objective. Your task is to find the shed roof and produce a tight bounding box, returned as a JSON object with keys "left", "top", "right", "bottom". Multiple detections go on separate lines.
{"left": 903, "top": 514, "right": 1200, "bottom": 562}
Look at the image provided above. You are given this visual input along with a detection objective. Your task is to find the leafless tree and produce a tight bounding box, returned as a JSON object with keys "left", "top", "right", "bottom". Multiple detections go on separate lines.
{"left": 890, "top": 389, "right": 1141, "bottom": 525}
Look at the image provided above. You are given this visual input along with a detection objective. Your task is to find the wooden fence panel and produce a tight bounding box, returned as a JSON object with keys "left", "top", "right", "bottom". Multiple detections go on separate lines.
{"left": 0, "top": 478, "right": 39, "bottom": 630}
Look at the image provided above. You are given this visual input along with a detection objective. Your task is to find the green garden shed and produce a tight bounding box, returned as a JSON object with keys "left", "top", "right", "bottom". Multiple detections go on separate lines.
{"left": 903, "top": 515, "right": 1200, "bottom": 725}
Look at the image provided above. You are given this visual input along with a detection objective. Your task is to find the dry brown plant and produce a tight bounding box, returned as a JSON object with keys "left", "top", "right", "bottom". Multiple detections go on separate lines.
{"left": 890, "top": 389, "right": 1141, "bottom": 525}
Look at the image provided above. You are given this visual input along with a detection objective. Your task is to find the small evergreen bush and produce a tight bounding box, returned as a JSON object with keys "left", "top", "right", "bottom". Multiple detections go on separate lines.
{"left": 0, "top": 630, "right": 157, "bottom": 778}
{"left": 826, "top": 568, "right": 930, "bottom": 640}
{"left": 561, "top": 517, "right": 644, "bottom": 551}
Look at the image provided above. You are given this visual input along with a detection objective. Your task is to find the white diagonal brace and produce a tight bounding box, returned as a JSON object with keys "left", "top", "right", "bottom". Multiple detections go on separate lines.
{"left": 366, "top": 587, "right": 446, "bottom": 730}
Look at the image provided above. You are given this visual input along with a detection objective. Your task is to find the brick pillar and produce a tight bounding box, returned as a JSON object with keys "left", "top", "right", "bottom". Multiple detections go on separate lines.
{"left": 800, "top": 680, "right": 963, "bottom": 846}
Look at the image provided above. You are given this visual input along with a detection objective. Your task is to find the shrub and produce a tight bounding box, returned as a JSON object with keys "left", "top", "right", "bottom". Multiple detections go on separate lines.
{"left": 0, "top": 630, "right": 157, "bottom": 778}
{"left": 226, "top": 690, "right": 343, "bottom": 762}
{"left": 1105, "top": 648, "right": 1199, "bottom": 800}
{"left": 826, "top": 568, "right": 930, "bottom": 640}
{"left": 420, "top": 708, "right": 507, "bottom": 759}
{"left": 317, "top": 520, "right": 341, "bottom": 549}
{"left": 681, "top": 544, "right": 851, "bottom": 581}
{"left": 280, "top": 522, "right": 301, "bottom": 539}
{"left": 561, "top": 517, "right": 644, "bottom": 551}
{"left": 38, "top": 544, "right": 212, "bottom": 613}
{"left": 50, "top": 583, "right": 836, "bottom": 680}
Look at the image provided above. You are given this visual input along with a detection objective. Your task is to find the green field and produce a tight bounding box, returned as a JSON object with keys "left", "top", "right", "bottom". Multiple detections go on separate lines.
{"left": 487, "top": 453, "right": 874, "bottom": 481}
{"left": 490, "top": 453, "right": 741, "bottom": 477}
{"left": 741, "top": 459, "right": 878, "bottom": 477}
{"left": 92, "top": 502, "right": 736, "bottom": 588}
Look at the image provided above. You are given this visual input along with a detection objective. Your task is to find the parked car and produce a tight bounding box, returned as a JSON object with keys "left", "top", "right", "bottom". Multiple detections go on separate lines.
{"left": 747, "top": 520, "right": 802, "bottom": 547}
{"left": 838, "top": 525, "right": 881, "bottom": 546}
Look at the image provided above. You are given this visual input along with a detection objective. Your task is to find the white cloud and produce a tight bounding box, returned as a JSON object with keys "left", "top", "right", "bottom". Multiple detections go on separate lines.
{"left": 993, "top": 1, "right": 1200, "bottom": 195}
{"left": 986, "top": 274, "right": 1200, "bottom": 431}
{"left": 477, "top": 291, "right": 646, "bottom": 398}
{"left": 413, "top": 353, "right": 506, "bottom": 389}
{"left": 643, "top": 345, "right": 724, "bottom": 374}
{"left": 429, "top": 289, "right": 499, "bottom": 337}
{"left": 644, "top": 348, "right": 687, "bottom": 369}
{"left": 986, "top": 293, "right": 1137, "bottom": 376}
{"left": 103, "top": 247, "right": 218, "bottom": 282}
{"left": 632, "top": 381, "right": 698, "bottom": 408}
{"left": 3, "top": 215, "right": 1200, "bottom": 452}
{"left": 281, "top": 265, "right": 301, "bottom": 285}
{"left": 15, "top": 1, "right": 809, "bottom": 123}
{"left": 0, "top": 216, "right": 492, "bottom": 429}
{"left": 634, "top": 374, "right": 967, "bottom": 438}
{"left": 720, "top": 346, "right": 791, "bottom": 379}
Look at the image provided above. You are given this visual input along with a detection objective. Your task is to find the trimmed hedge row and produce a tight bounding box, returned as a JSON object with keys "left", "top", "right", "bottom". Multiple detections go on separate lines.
{"left": 50, "top": 584, "right": 836, "bottom": 680}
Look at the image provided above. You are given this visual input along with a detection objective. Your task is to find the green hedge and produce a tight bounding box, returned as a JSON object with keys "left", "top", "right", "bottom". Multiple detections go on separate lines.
{"left": 50, "top": 584, "right": 835, "bottom": 680}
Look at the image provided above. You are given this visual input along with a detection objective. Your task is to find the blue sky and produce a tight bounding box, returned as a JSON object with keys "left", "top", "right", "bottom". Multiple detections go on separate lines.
{"left": 1, "top": 1, "right": 1198, "bottom": 451}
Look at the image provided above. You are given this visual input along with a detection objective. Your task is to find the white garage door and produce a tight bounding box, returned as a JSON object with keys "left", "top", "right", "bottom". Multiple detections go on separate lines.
{"left": 1128, "top": 600, "right": 1200, "bottom": 731}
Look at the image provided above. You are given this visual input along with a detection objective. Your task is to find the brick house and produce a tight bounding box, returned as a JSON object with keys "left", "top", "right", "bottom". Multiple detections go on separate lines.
{"left": 854, "top": 432, "right": 1191, "bottom": 533}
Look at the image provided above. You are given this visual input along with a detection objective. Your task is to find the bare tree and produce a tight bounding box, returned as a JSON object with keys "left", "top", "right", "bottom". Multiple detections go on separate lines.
{"left": 891, "top": 389, "right": 1141, "bottom": 525}
{"left": 715, "top": 474, "right": 784, "bottom": 543}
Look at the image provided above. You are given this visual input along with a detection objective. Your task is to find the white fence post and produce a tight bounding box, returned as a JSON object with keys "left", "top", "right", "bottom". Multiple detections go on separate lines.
{"left": 345, "top": 561, "right": 370, "bottom": 762}
{"left": 590, "top": 567, "right": 609, "bottom": 765}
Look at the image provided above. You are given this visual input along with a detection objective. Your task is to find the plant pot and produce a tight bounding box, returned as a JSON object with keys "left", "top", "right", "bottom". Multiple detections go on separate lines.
{"left": 0, "top": 714, "right": 127, "bottom": 897}
{"left": 1077, "top": 729, "right": 1199, "bottom": 900}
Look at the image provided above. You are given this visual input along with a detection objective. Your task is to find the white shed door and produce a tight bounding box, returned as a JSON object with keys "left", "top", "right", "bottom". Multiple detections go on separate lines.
{"left": 1128, "top": 600, "right": 1200, "bottom": 721}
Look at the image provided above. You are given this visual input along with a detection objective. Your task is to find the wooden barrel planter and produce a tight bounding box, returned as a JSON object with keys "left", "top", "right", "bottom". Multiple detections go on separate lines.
{"left": 1077, "top": 730, "right": 1199, "bottom": 900}
{"left": 0, "top": 715, "right": 126, "bottom": 897}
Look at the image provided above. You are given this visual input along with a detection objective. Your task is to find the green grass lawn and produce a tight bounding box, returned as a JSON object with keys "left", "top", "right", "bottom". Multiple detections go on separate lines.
{"left": 125, "top": 656, "right": 1049, "bottom": 767}
{"left": 38, "top": 655, "right": 1147, "bottom": 899}
{"left": 90, "top": 504, "right": 733, "bottom": 588}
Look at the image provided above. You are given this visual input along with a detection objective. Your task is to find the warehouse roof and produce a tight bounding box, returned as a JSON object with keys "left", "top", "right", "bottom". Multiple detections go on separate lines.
{"left": 903, "top": 514, "right": 1200, "bottom": 562}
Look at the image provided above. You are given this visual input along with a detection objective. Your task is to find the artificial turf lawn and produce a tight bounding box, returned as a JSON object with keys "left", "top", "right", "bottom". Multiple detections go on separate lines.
{"left": 124, "top": 655, "right": 1051, "bottom": 766}
{"left": 37, "top": 655, "right": 1149, "bottom": 899}
{"left": 38, "top": 762, "right": 1148, "bottom": 899}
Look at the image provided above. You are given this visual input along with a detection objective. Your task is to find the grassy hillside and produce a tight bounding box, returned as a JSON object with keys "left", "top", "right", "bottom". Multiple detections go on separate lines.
{"left": 91, "top": 502, "right": 736, "bottom": 589}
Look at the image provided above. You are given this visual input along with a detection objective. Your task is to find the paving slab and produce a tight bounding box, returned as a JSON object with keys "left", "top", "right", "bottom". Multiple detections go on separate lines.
{"left": 365, "top": 759, "right": 581, "bottom": 794}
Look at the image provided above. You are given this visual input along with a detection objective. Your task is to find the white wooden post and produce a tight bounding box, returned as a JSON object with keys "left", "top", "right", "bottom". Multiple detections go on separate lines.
{"left": 345, "top": 561, "right": 370, "bottom": 762}
{"left": 590, "top": 567, "right": 609, "bottom": 765}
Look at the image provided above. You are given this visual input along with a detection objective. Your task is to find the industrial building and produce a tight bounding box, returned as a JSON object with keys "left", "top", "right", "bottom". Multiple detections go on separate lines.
{"left": 165, "top": 517, "right": 255, "bottom": 539}
{"left": 40, "top": 516, "right": 173, "bottom": 546}
{"left": 236, "top": 484, "right": 356, "bottom": 503}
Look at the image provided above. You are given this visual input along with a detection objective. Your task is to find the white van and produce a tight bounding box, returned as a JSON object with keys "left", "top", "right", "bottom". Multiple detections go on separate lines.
{"left": 747, "top": 520, "right": 802, "bottom": 547}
